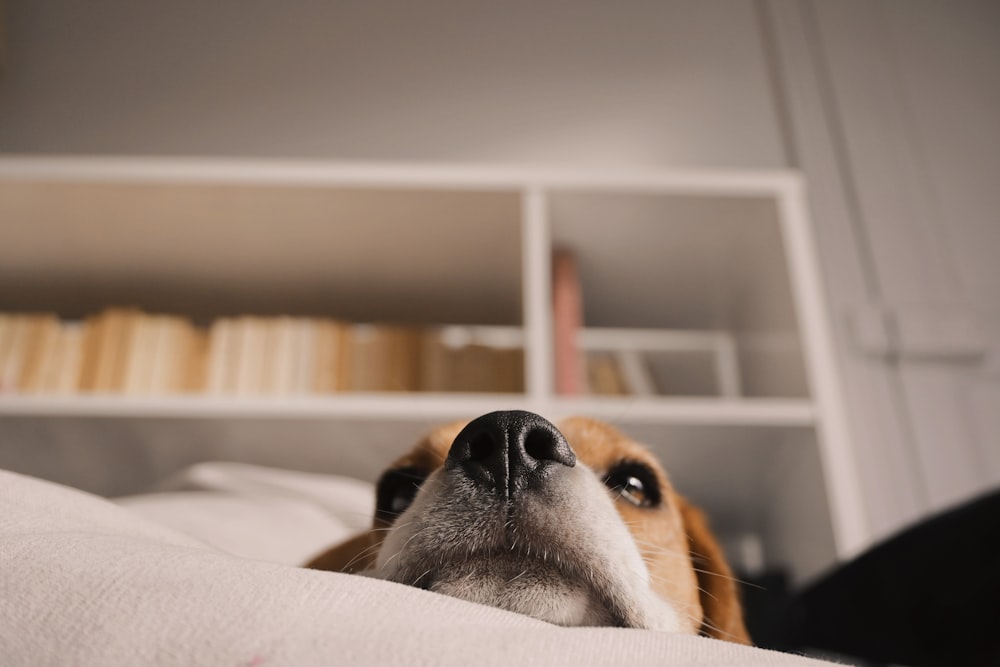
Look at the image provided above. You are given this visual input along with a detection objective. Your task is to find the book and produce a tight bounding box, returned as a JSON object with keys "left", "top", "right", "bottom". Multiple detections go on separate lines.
{"left": 80, "top": 308, "right": 141, "bottom": 393}
{"left": 151, "top": 316, "right": 196, "bottom": 394}
{"left": 259, "top": 318, "right": 280, "bottom": 394}
{"left": 456, "top": 343, "right": 493, "bottom": 392}
{"left": 50, "top": 324, "right": 84, "bottom": 393}
{"left": 0, "top": 308, "right": 534, "bottom": 397}
{"left": 116, "top": 313, "right": 203, "bottom": 395}
{"left": 346, "top": 324, "right": 422, "bottom": 392}
{"left": 384, "top": 326, "right": 421, "bottom": 392}
{"left": 272, "top": 317, "right": 297, "bottom": 394}
{"left": 123, "top": 315, "right": 159, "bottom": 394}
{"left": 235, "top": 317, "right": 266, "bottom": 395}
{"left": 312, "top": 319, "right": 345, "bottom": 393}
{"left": 552, "top": 248, "right": 583, "bottom": 396}
{"left": 0, "top": 315, "right": 13, "bottom": 392}
{"left": 419, "top": 327, "right": 525, "bottom": 393}
{"left": 16, "top": 315, "right": 60, "bottom": 394}
{"left": 492, "top": 347, "right": 525, "bottom": 394}
{"left": 0, "top": 315, "right": 30, "bottom": 393}
{"left": 292, "top": 318, "right": 317, "bottom": 394}
{"left": 206, "top": 318, "right": 235, "bottom": 394}
{"left": 181, "top": 327, "right": 209, "bottom": 393}
{"left": 615, "top": 350, "right": 656, "bottom": 396}
{"left": 586, "top": 352, "right": 628, "bottom": 396}
{"left": 419, "top": 329, "right": 453, "bottom": 392}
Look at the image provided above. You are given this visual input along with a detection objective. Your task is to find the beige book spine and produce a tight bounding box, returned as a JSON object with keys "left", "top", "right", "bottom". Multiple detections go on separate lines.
{"left": 381, "top": 327, "right": 420, "bottom": 392}
{"left": 493, "top": 347, "right": 525, "bottom": 394}
{"left": 17, "top": 315, "right": 60, "bottom": 394}
{"left": 146, "top": 317, "right": 170, "bottom": 394}
{"left": 586, "top": 353, "right": 628, "bottom": 396}
{"left": 347, "top": 324, "right": 377, "bottom": 392}
{"left": 292, "top": 319, "right": 315, "bottom": 395}
{"left": 92, "top": 309, "right": 140, "bottom": 393}
{"left": 52, "top": 324, "right": 84, "bottom": 394}
{"left": 35, "top": 321, "right": 67, "bottom": 394}
{"left": 258, "top": 318, "right": 279, "bottom": 394}
{"left": 0, "top": 315, "right": 14, "bottom": 390}
{"left": 232, "top": 317, "right": 255, "bottom": 396}
{"left": 157, "top": 317, "right": 188, "bottom": 394}
{"left": 76, "top": 314, "right": 105, "bottom": 392}
{"left": 311, "top": 320, "right": 339, "bottom": 393}
{"left": 181, "top": 327, "right": 209, "bottom": 393}
{"left": 123, "top": 316, "right": 157, "bottom": 395}
{"left": 1, "top": 316, "right": 30, "bottom": 393}
{"left": 418, "top": 329, "right": 451, "bottom": 392}
{"left": 272, "top": 317, "right": 295, "bottom": 395}
{"left": 205, "top": 319, "right": 231, "bottom": 394}
{"left": 336, "top": 323, "right": 353, "bottom": 392}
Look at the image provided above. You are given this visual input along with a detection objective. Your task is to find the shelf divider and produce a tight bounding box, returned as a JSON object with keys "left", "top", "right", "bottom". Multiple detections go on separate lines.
{"left": 521, "top": 187, "right": 553, "bottom": 401}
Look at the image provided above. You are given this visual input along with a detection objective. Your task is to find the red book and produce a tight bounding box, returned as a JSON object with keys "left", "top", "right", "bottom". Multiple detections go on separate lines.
{"left": 552, "top": 248, "right": 583, "bottom": 396}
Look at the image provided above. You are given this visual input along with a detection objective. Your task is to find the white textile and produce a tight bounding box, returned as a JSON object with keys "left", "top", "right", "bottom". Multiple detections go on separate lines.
{"left": 0, "top": 468, "right": 842, "bottom": 666}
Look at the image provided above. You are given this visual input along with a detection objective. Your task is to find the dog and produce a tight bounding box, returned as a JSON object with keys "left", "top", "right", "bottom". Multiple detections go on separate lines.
{"left": 306, "top": 410, "right": 750, "bottom": 642}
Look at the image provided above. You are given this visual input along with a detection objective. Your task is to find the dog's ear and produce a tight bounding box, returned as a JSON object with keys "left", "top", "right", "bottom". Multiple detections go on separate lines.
{"left": 304, "top": 531, "right": 378, "bottom": 573}
{"left": 679, "top": 499, "right": 752, "bottom": 644}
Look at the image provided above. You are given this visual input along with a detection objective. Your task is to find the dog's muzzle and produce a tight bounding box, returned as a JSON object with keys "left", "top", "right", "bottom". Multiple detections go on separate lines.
{"left": 375, "top": 410, "right": 683, "bottom": 631}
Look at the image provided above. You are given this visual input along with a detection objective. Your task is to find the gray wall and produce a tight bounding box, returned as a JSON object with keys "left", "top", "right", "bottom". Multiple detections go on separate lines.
{"left": 0, "top": 1, "right": 785, "bottom": 167}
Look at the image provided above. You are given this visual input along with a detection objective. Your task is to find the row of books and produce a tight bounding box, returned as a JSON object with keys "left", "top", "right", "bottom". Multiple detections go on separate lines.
{"left": 0, "top": 310, "right": 524, "bottom": 395}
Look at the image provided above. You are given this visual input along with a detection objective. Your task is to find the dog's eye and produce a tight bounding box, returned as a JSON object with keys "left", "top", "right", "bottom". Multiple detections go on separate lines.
{"left": 375, "top": 466, "right": 427, "bottom": 522}
{"left": 604, "top": 463, "right": 661, "bottom": 508}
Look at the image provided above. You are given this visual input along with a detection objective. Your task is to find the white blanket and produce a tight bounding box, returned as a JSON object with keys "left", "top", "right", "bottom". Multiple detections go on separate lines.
{"left": 0, "top": 468, "right": 841, "bottom": 666}
{"left": 114, "top": 462, "right": 376, "bottom": 565}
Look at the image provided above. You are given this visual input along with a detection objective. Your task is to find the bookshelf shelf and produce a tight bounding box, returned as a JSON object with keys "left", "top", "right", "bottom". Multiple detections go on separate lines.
{"left": 0, "top": 394, "right": 816, "bottom": 425}
{"left": 0, "top": 155, "right": 864, "bottom": 583}
{"left": 0, "top": 394, "right": 535, "bottom": 420}
{"left": 548, "top": 397, "right": 817, "bottom": 427}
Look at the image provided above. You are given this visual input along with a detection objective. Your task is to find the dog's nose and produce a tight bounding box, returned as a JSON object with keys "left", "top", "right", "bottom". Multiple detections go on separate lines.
{"left": 446, "top": 410, "right": 576, "bottom": 499}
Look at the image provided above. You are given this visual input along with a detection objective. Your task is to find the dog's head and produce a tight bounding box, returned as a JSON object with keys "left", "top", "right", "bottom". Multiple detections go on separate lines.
{"left": 307, "top": 411, "right": 749, "bottom": 642}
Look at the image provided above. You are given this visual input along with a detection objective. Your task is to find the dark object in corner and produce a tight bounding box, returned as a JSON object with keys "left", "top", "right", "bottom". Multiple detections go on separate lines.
{"left": 785, "top": 489, "right": 1000, "bottom": 667}
{"left": 738, "top": 570, "right": 794, "bottom": 652}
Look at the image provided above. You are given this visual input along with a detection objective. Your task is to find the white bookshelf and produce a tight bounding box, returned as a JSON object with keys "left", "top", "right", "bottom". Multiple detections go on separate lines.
{"left": 0, "top": 156, "right": 866, "bottom": 582}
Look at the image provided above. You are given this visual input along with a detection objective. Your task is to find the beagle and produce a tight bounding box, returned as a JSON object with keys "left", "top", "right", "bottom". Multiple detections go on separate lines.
{"left": 306, "top": 411, "right": 750, "bottom": 642}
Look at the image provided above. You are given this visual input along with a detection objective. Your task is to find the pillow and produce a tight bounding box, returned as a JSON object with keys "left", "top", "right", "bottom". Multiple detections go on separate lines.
{"left": 114, "top": 462, "right": 374, "bottom": 564}
{"left": 0, "top": 468, "right": 838, "bottom": 666}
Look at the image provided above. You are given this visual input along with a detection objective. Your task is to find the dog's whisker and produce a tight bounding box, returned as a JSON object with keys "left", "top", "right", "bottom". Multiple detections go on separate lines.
{"left": 694, "top": 614, "right": 745, "bottom": 643}
{"left": 414, "top": 567, "right": 435, "bottom": 585}
{"left": 508, "top": 568, "right": 529, "bottom": 584}
{"left": 379, "top": 524, "right": 436, "bottom": 572}
{"left": 337, "top": 542, "right": 386, "bottom": 572}
{"left": 338, "top": 522, "right": 421, "bottom": 571}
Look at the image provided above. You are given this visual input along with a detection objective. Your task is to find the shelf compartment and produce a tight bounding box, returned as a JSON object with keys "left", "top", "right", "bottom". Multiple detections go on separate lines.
{"left": 578, "top": 327, "right": 740, "bottom": 398}
{"left": 0, "top": 180, "right": 523, "bottom": 326}
{"left": 549, "top": 190, "right": 809, "bottom": 398}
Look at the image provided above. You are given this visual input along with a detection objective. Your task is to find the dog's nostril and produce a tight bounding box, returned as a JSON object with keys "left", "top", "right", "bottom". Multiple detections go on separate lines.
{"left": 524, "top": 428, "right": 570, "bottom": 466}
{"left": 467, "top": 432, "right": 495, "bottom": 462}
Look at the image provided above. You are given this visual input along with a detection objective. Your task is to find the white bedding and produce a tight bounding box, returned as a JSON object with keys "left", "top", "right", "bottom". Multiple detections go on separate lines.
{"left": 114, "top": 462, "right": 376, "bottom": 565}
{"left": 0, "top": 467, "right": 841, "bottom": 666}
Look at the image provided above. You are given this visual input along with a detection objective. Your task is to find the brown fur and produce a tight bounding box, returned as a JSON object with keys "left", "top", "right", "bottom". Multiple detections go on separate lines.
{"left": 306, "top": 417, "right": 750, "bottom": 643}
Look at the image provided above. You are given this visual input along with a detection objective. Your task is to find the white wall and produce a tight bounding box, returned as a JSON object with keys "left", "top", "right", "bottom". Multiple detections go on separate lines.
{"left": 768, "top": 0, "right": 1000, "bottom": 541}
